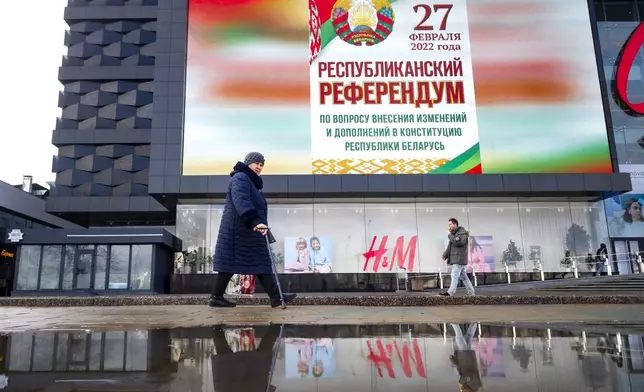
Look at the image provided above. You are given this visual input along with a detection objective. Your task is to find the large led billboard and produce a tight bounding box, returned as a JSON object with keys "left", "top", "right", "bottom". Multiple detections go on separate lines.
{"left": 184, "top": 0, "right": 612, "bottom": 175}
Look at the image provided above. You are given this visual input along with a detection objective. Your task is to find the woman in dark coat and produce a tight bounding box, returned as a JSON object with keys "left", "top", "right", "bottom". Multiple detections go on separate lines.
{"left": 210, "top": 325, "right": 281, "bottom": 392}
{"left": 209, "top": 152, "right": 297, "bottom": 308}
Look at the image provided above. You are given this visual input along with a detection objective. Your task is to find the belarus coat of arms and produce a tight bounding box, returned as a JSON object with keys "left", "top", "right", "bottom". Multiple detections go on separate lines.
{"left": 331, "top": 0, "right": 395, "bottom": 46}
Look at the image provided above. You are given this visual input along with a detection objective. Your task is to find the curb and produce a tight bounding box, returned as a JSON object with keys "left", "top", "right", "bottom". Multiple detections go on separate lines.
{"left": 1, "top": 294, "right": 644, "bottom": 307}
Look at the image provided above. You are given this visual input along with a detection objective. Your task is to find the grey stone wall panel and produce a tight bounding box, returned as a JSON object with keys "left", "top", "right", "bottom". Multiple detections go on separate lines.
{"left": 50, "top": 0, "right": 169, "bottom": 224}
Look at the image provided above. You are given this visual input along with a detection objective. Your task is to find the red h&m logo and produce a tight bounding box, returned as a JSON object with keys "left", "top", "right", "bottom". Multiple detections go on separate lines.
{"left": 362, "top": 235, "right": 418, "bottom": 272}
{"left": 366, "top": 339, "right": 427, "bottom": 379}
{"left": 616, "top": 22, "right": 644, "bottom": 114}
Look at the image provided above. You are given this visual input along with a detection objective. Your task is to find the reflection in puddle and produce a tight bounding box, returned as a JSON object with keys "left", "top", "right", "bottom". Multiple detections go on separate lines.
{"left": 0, "top": 323, "right": 643, "bottom": 391}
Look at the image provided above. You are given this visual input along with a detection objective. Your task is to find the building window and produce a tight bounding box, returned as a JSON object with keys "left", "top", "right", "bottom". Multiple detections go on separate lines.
{"left": 62, "top": 246, "right": 75, "bottom": 290}
{"left": 108, "top": 246, "right": 130, "bottom": 290}
{"left": 604, "top": 0, "right": 639, "bottom": 21}
{"left": 130, "top": 245, "right": 153, "bottom": 290}
{"left": 39, "top": 246, "right": 62, "bottom": 290}
{"left": 0, "top": 211, "right": 10, "bottom": 228}
{"left": 16, "top": 246, "right": 41, "bottom": 290}
{"left": 15, "top": 244, "right": 155, "bottom": 292}
{"left": 8, "top": 331, "right": 149, "bottom": 372}
{"left": 95, "top": 245, "right": 108, "bottom": 290}
{"left": 12, "top": 216, "right": 25, "bottom": 229}
{"left": 175, "top": 201, "right": 607, "bottom": 274}
{"left": 175, "top": 205, "right": 211, "bottom": 273}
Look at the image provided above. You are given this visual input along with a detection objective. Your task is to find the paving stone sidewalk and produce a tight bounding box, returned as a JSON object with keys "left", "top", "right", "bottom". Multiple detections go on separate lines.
{"left": 1, "top": 304, "right": 644, "bottom": 332}
{"left": 1, "top": 291, "right": 643, "bottom": 308}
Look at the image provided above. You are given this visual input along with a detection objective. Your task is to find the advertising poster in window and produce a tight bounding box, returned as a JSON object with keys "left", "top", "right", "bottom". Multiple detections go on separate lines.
{"left": 284, "top": 236, "right": 333, "bottom": 273}
{"left": 444, "top": 235, "right": 494, "bottom": 273}
{"left": 472, "top": 337, "right": 506, "bottom": 378}
{"left": 184, "top": 0, "right": 611, "bottom": 175}
{"left": 606, "top": 194, "right": 644, "bottom": 238}
{"left": 285, "top": 338, "right": 336, "bottom": 378}
{"left": 608, "top": 165, "right": 644, "bottom": 238}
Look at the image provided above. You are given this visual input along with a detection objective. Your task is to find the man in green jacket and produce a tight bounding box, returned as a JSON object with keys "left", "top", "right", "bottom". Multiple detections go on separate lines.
{"left": 440, "top": 218, "right": 476, "bottom": 296}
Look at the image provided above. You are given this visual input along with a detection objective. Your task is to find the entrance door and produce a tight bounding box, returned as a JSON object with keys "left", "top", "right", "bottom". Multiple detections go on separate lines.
{"left": 611, "top": 240, "right": 642, "bottom": 275}
{"left": 74, "top": 249, "right": 95, "bottom": 290}
{"left": 0, "top": 260, "right": 11, "bottom": 297}
{"left": 0, "top": 246, "right": 16, "bottom": 297}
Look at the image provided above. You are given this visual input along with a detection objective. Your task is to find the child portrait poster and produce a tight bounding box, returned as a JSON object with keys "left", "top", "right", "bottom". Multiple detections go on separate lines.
{"left": 285, "top": 338, "right": 336, "bottom": 378}
{"left": 283, "top": 236, "right": 333, "bottom": 273}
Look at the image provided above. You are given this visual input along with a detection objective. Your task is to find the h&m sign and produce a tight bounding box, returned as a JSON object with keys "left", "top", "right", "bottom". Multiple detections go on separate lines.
{"left": 616, "top": 22, "right": 644, "bottom": 115}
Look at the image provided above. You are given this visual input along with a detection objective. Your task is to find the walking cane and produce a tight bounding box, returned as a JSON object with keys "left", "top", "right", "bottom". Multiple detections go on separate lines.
{"left": 265, "top": 324, "right": 284, "bottom": 392}
{"left": 259, "top": 228, "right": 286, "bottom": 309}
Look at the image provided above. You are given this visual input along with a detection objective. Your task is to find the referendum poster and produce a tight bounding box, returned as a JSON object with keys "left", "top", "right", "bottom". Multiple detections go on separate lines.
{"left": 311, "top": 0, "right": 480, "bottom": 174}
{"left": 184, "top": 0, "right": 612, "bottom": 175}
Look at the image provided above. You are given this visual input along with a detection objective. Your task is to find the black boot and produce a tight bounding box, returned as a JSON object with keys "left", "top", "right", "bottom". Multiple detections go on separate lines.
{"left": 257, "top": 274, "right": 297, "bottom": 308}
{"left": 209, "top": 273, "right": 236, "bottom": 307}
{"left": 209, "top": 295, "right": 236, "bottom": 307}
{"left": 271, "top": 293, "right": 297, "bottom": 308}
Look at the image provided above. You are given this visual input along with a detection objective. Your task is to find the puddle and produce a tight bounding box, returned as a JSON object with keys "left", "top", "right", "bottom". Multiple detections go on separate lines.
{"left": 0, "top": 323, "right": 642, "bottom": 391}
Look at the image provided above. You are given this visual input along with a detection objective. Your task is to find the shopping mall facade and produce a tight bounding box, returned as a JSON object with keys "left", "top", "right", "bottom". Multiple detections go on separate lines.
{"left": 9, "top": 0, "right": 644, "bottom": 295}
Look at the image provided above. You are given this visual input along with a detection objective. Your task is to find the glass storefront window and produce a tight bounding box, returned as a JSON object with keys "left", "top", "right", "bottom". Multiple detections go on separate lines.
{"left": 596, "top": 16, "right": 644, "bottom": 175}
{"left": 416, "top": 202, "right": 466, "bottom": 273}
{"left": 109, "top": 245, "right": 130, "bottom": 290}
{"left": 89, "top": 333, "right": 103, "bottom": 370}
{"left": 39, "top": 246, "right": 62, "bottom": 290}
{"left": 467, "top": 201, "right": 525, "bottom": 272}
{"left": 95, "top": 245, "right": 108, "bottom": 290}
{"left": 519, "top": 202, "right": 574, "bottom": 272}
{"left": 125, "top": 331, "right": 149, "bottom": 371}
{"left": 103, "top": 332, "right": 126, "bottom": 370}
{"left": 207, "top": 206, "right": 224, "bottom": 273}
{"left": 0, "top": 210, "right": 55, "bottom": 230}
{"left": 611, "top": 110, "right": 644, "bottom": 129}
{"left": 176, "top": 205, "right": 210, "bottom": 273}
{"left": 14, "top": 244, "right": 157, "bottom": 292}
{"left": 363, "top": 203, "right": 419, "bottom": 273}
{"left": 174, "top": 200, "right": 611, "bottom": 274}
{"left": 570, "top": 201, "right": 608, "bottom": 273}
{"left": 16, "top": 245, "right": 41, "bottom": 290}
{"left": 130, "top": 245, "right": 153, "bottom": 290}
{"left": 604, "top": 0, "right": 638, "bottom": 21}
{"left": 31, "top": 333, "right": 55, "bottom": 371}
{"left": 269, "top": 205, "right": 315, "bottom": 273}
{"left": 9, "top": 332, "right": 33, "bottom": 371}
{"left": 55, "top": 333, "right": 68, "bottom": 370}
{"left": 68, "top": 332, "right": 88, "bottom": 371}
{"left": 62, "top": 246, "right": 75, "bottom": 290}
{"left": 8, "top": 331, "right": 150, "bottom": 373}
{"left": 619, "top": 128, "right": 644, "bottom": 164}
{"left": 313, "top": 203, "right": 367, "bottom": 274}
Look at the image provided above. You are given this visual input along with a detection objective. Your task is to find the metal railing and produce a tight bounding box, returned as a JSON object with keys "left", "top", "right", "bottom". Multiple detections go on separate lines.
{"left": 172, "top": 250, "right": 644, "bottom": 293}
{"left": 406, "top": 251, "right": 644, "bottom": 291}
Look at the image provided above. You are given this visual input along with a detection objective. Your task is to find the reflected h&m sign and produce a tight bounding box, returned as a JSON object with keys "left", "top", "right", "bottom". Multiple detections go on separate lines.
{"left": 616, "top": 22, "right": 644, "bottom": 115}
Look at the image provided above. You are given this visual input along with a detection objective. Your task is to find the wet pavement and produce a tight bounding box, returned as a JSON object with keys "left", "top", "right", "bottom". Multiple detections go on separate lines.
{"left": 1, "top": 304, "right": 644, "bottom": 331}
{"left": 2, "top": 290, "right": 644, "bottom": 308}
{"left": 0, "top": 322, "right": 643, "bottom": 391}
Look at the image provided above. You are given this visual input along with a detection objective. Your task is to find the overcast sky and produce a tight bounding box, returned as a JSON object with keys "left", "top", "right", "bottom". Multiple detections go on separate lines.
{"left": 0, "top": 0, "right": 67, "bottom": 187}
